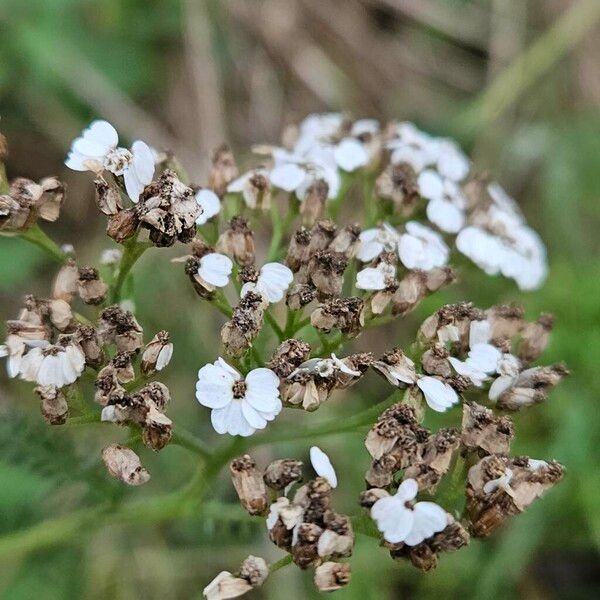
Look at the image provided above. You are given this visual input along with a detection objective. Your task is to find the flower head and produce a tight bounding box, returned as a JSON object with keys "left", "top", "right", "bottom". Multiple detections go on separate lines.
{"left": 65, "top": 120, "right": 155, "bottom": 202}
{"left": 241, "top": 262, "right": 293, "bottom": 304}
{"left": 371, "top": 478, "right": 448, "bottom": 545}
{"left": 196, "top": 358, "right": 282, "bottom": 436}
{"left": 399, "top": 221, "right": 449, "bottom": 271}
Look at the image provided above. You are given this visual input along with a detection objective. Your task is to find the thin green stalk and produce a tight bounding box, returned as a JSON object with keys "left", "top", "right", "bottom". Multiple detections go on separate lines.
{"left": 269, "top": 554, "right": 293, "bottom": 573}
{"left": 264, "top": 309, "right": 284, "bottom": 341}
{"left": 19, "top": 224, "right": 66, "bottom": 263}
{"left": 110, "top": 236, "right": 150, "bottom": 303}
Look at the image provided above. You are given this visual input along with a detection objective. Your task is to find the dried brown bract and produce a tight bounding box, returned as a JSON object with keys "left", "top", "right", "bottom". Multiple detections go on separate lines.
{"left": 311, "top": 296, "right": 364, "bottom": 338}
{"left": 35, "top": 385, "right": 69, "bottom": 425}
{"left": 137, "top": 169, "right": 200, "bottom": 247}
{"left": 102, "top": 444, "right": 150, "bottom": 486}
{"left": 221, "top": 292, "right": 265, "bottom": 357}
{"left": 77, "top": 266, "right": 108, "bottom": 305}
{"left": 98, "top": 305, "right": 144, "bottom": 353}
{"left": 267, "top": 338, "right": 311, "bottom": 378}
{"left": 209, "top": 143, "right": 238, "bottom": 197}
{"left": 461, "top": 402, "right": 514, "bottom": 455}
{"left": 230, "top": 455, "right": 268, "bottom": 515}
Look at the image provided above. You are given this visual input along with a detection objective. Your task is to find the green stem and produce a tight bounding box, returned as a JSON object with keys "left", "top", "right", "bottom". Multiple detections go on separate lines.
{"left": 269, "top": 554, "right": 293, "bottom": 573}
{"left": 264, "top": 309, "right": 284, "bottom": 341}
{"left": 19, "top": 224, "right": 66, "bottom": 263}
{"left": 110, "top": 236, "right": 149, "bottom": 303}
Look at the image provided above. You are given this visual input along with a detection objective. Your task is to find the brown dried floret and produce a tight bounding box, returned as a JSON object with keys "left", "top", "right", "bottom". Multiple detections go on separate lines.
{"left": 216, "top": 216, "right": 255, "bottom": 266}
{"left": 77, "top": 266, "right": 108, "bottom": 305}
{"left": 466, "top": 454, "right": 564, "bottom": 538}
{"left": 35, "top": 385, "right": 69, "bottom": 425}
{"left": 461, "top": 402, "right": 514, "bottom": 455}
{"left": 221, "top": 291, "right": 266, "bottom": 357}
{"left": 376, "top": 162, "right": 420, "bottom": 215}
{"left": 98, "top": 305, "right": 144, "bottom": 353}
{"left": 329, "top": 223, "right": 361, "bottom": 258}
{"left": 230, "top": 455, "right": 268, "bottom": 516}
{"left": 209, "top": 143, "right": 238, "bottom": 197}
{"left": 392, "top": 267, "right": 455, "bottom": 316}
{"left": 311, "top": 296, "right": 364, "bottom": 338}
{"left": 267, "top": 339, "right": 311, "bottom": 378}
{"left": 300, "top": 178, "right": 328, "bottom": 226}
{"left": 286, "top": 227, "right": 312, "bottom": 272}
{"left": 263, "top": 458, "right": 304, "bottom": 490}
{"left": 519, "top": 313, "right": 554, "bottom": 364}
{"left": 314, "top": 561, "right": 351, "bottom": 592}
{"left": 137, "top": 169, "right": 200, "bottom": 247}
{"left": 286, "top": 283, "right": 316, "bottom": 310}
{"left": 308, "top": 250, "right": 348, "bottom": 299}
{"left": 102, "top": 444, "right": 150, "bottom": 486}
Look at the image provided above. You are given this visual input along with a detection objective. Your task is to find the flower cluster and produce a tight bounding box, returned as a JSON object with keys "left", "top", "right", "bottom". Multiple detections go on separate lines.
{"left": 0, "top": 113, "right": 567, "bottom": 595}
{"left": 226, "top": 448, "right": 353, "bottom": 594}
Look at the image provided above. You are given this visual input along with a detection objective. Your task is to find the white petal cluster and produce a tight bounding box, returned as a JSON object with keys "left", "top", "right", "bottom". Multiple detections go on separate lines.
{"left": 293, "top": 353, "right": 360, "bottom": 379}
{"left": 398, "top": 221, "right": 449, "bottom": 271}
{"left": 18, "top": 341, "right": 85, "bottom": 388}
{"left": 371, "top": 479, "right": 448, "bottom": 545}
{"left": 416, "top": 376, "right": 459, "bottom": 412}
{"left": 227, "top": 168, "right": 271, "bottom": 208}
{"left": 195, "top": 189, "right": 221, "bottom": 225}
{"left": 197, "top": 253, "right": 233, "bottom": 289}
{"left": 357, "top": 221, "right": 448, "bottom": 272}
{"left": 310, "top": 446, "right": 338, "bottom": 488}
{"left": 65, "top": 120, "right": 155, "bottom": 202}
{"left": 196, "top": 358, "right": 282, "bottom": 436}
{"left": 448, "top": 320, "right": 521, "bottom": 392}
{"left": 241, "top": 262, "right": 293, "bottom": 304}
{"left": 456, "top": 183, "right": 548, "bottom": 290}
{"left": 418, "top": 170, "right": 466, "bottom": 233}
{"left": 387, "top": 122, "right": 470, "bottom": 180}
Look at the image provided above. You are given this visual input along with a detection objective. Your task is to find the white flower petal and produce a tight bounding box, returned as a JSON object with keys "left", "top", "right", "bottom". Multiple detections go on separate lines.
{"left": 334, "top": 138, "right": 368, "bottom": 171}
{"left": 198, "top": 253, "right": 233, "bottom": 288}
{"left": 403, "top": 501, "right": 448, "bottom": 546}
{"left": 196, "top": 363, "right": 235, "bottom": 408}
{"left": 195, "top": 189, "right": 221, "bottom": 225}
{"left": 310, "top": 446, "right": 337, "bottom": 488}
{"left": 469, "top": 320, "right": 491, "bottom": 347}
{"left": 269, "top": 163, "right": 306, "bottom": 192}
{"left": 211, "top": 400, "right": 255, "bottom": 437}
{"left": 244, "top": 368, "right": 281, "bottom": 412}
{"left": 417, "top": 376, "right": 459, "bottom": 412}
{"left": 426, "top": 198, "right": 465, "bottom": 233}
{"left": 418, "top": 169, "right": 444, "bottom": 200}
{"left": 356, "top": 266, "right": 386, "bottom": 291}
{"left": 241, "top": 399, "right": 268, "bottom": 430}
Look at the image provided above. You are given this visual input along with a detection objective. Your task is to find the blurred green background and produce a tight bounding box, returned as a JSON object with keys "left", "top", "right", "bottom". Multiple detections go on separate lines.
{"left": 1, "top": 0, "right": 600, "bottom": 598}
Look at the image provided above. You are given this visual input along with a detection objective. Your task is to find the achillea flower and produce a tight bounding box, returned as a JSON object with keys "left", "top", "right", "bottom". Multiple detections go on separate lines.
{"left": 196, "top": 358, "right": 282, "bottom": 436}
{"left": 240, "top": 262, "right": 294, "bottom": 303}
{"left": 19, "top": 339, "right": 85, "bottom": 388}
{"left": 371, "top": 479, "right": 448, "bottom": 545}
{"left": 65, "top": 120, "right": 154, "bottom": 201}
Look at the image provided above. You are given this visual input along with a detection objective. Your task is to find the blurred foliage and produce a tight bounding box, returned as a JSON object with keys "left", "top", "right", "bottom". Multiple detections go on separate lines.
{"left": 1, "top": 0, "right": 600, "bottom": 598}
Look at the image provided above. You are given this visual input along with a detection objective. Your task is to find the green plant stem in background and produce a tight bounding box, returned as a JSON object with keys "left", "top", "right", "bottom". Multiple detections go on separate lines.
{"left": 269, "top": 554, "right": 293, "bottom": 573}
{"left": 19, "top": 224, "right": 66, "bottom": 263}
{"left": 109, "top": 236, "right": 150, "bottom": 303}
{"left": 459, "top": 0, "right": 600, "bottom": 133}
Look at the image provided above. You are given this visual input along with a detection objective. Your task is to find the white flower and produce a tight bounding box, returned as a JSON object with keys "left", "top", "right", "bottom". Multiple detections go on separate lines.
{"left": 333, "top": 138, "right": 368, "bottom": 172}
{"left": 416, "top": 376, "right": 459, "bottom": 412}
{"left": 398, "top": 221, "right": 449, "bottom": 271}
{"left": 19, "top": 341, "right": 85, "bottom": 388}
{"left": 371, "top": 479, "right": 448, "bottom": 545}
{"left": 387, "top": 122, "right": 438, "bottom": 172}
{"left": 418, "top": 170, "right": 466, "bottom": 234}
{"left": 65, "top": 120, "right": 154, "bottom": 202}
{"left": 197, "top": 253, "right": 233, "bottom": 288}
{"left": 196, "top": 358, "right": 282, "bottom": 437}
{"left": 434, "top": 140, "right": 470, "bottom": 182}
{"left": 195, "top": 189, "right": 221, "bottom": 225}
{"left": 448, "top": 319, "right": 503, "bottom": 387}
{"left": 266, "top": 497, "right": 303, "bottom": 530}
{"left": 357, "top": 223, "right": 401, "bottom": 262}
{"left": 310, "top": 446, "right": 337, "bottom": 488}
{"left": 456, "top": 183, "right": 548, "bottom": 291}
{"left": 226, "top": 168, "right": 271, "bottom": 208}
{"left": 241, "top": 262, "right": 293, "bottom": 303}
{"left": 355, "top": 262, "right": 396, "bottom": 291}
{"left": 488, "top": 353, "right": 521, "bottom": 401}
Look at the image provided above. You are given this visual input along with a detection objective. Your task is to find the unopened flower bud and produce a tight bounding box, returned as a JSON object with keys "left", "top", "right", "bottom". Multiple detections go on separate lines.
{"left": 263, "top": 458, "right": 304, "bottom": 490}
{"left": 209, "top": 144, "right": 238, "bottom": 197}
{"left": 102, "top": 444, "right": 150, "bottom": 486}
{"left": 230, "top": 455, "right": 268, "bottom": 515}
{"left": 77, "top": 267, "right": 108, "bottom": 305}
{"left": 141, "top": 330, "right": 173, "bottom": 375}
{"left": 35, "top": 385, "right": 69, "bottom": 425}
{"left": 238, "top": 555, "right": 268, "bottom": 588}
{"left": 314, "top": 562, "right": 351, "bottom": 592}
{"left": 216, "top": 216, "right": 255, "bottom": 266}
